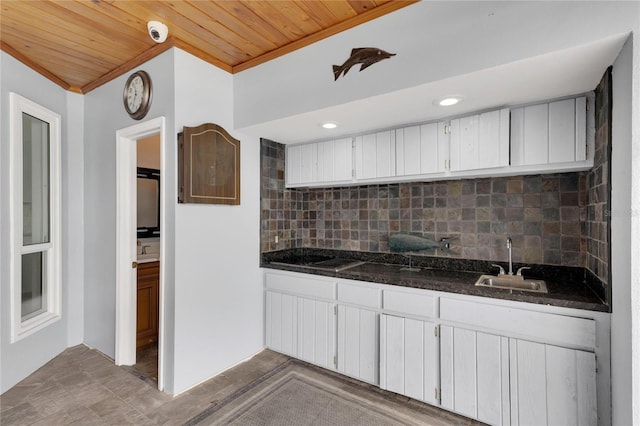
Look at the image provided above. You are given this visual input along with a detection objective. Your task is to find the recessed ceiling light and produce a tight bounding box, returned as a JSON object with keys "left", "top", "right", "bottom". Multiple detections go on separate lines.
{"left": 321, "top": 122, "right": 338, "bottom": 129}
{"left": 439, "top": 97, "right": 460, "bottom": 106}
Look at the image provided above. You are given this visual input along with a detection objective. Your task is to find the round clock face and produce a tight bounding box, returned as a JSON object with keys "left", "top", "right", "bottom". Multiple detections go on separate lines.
{"left": 123, "top": 71, "right": 152, "bottom": 120}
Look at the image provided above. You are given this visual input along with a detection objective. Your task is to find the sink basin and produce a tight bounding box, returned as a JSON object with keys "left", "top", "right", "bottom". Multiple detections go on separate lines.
{"left": 475, "top": 274, "right": 548, "bottom": 293}
{"left": 138, "top": 253, "right": 159, "bottom": 263}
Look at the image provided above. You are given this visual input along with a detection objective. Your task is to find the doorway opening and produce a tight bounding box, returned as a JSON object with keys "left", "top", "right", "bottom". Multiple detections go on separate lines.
{"left": 115, "top": 117, "right": 166, "bottom": 391}
{"left": 133, "top": 134, "right": 160, "bottom": 383}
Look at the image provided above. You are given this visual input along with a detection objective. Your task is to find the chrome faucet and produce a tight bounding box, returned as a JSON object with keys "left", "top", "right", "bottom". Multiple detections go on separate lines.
{"left": 506, "top": 237, "right": 514, "bottom": 275}
{"left": 491, "top": 237, "right": 532, "bottom": 279}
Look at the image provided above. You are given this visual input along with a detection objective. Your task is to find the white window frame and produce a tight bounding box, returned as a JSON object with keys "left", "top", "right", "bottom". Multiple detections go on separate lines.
{"left": 9, "top": 93, "right": 62, "bottom": 342}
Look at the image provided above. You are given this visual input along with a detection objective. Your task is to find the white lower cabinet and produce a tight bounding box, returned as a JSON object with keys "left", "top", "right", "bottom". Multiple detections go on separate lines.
{"left": 266, "top": 291, "right": 336, "bottom": 369}
{"left": 265, "top": 291, "right": 298, "bottom": 357}
{"left": 509, "top": 339, "right": 597, "bottom": 426}
{"left": 265, "top": 272, "right": 604, "bottom": 425}
{"left": 337, "top": 305, "right": 379, "bottom": 384}
{"left": 439, "top": 324, "right": 597, "bottom": 426}
{"left": 297, "top": 298, "right": 336, "bottom": 369}
{"left": 379, "top": 314, "right": 439, "bottom": 405}
{"left": 440, "top": 325, "right": 510, "bottom": 425}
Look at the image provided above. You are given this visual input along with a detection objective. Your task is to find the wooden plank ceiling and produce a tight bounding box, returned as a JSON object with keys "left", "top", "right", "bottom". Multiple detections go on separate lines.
{"left": 0, "top": 0, "right": 415, "bottom": 94}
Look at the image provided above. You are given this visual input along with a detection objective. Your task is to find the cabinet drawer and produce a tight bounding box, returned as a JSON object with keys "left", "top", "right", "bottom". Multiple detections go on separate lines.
{"left": 383, "top": 290, "right": 437, "bottom": 318}
{"left": 440, "top": 298, "right": 596, "bottom": 348}
{"left": 265, "top": 272, "right": 334, "bottom": 299}
{"left": 337, "top": 283, "right": 381, "bottom": 308}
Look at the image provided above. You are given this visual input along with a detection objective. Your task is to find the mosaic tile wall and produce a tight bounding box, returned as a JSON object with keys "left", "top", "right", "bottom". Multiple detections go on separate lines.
{"left": 261, "top": 139, "right": 290, "bottom": 252}
{"left": 300, "top": 175, "right": 584, "bottom": 266}
{"left": 585, "top": 68, "right": 611, "bottom": 294}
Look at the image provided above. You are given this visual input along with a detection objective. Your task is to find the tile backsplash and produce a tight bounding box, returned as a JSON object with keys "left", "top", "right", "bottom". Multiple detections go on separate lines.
{"left": 261, "top": 155, "right": 586, "bottom": 266}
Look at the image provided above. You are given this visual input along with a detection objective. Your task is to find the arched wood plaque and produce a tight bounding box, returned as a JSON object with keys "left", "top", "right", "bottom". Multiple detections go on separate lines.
{"left": 178, "top": 123, "right": 240, "bottom": 205}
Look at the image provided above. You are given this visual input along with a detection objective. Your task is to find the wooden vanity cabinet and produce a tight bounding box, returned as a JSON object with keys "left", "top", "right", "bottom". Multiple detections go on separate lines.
{"left": 137, "top": 261, "right": 159, "bottom": 350}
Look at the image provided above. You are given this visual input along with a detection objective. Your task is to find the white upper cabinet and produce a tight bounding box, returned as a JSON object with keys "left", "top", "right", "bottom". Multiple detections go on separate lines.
{"left": 511, "top": 96, "right": 588, "bottom": 168}
{"left": 286, "top": 138, "right": 353, "bottom": 187}
{"left": 286, "top": 143, "right": 317, "bottom": 186}
{"left": 317, "top": 138, "right": 352, "bottom": 183}
{"left": 285, "top": 95, "right": 593, "bottom": 187}
{"left": 449, "top": 108, "right": 510, "bottom": 172}
{"left": 396, "top": 122, "right": 449, "bottom": 176}
{"left": 354, "top": 130, "right": 396, "bottom": 180}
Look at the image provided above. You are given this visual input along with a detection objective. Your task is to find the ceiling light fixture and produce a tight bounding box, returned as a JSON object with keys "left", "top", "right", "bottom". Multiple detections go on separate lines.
{"left": 433, "top": 95, "right": 463, "bottom": 107}
{"left": 321, "top": 122, "right": 338, "bottom": 129}
{"left": 439, "top": 97, "right": 460, "bottom": 106}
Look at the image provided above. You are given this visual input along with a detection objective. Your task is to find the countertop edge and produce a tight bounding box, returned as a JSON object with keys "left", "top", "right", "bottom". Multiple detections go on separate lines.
{"left": 261, "top": 262, "right": 609, "bottom": 313}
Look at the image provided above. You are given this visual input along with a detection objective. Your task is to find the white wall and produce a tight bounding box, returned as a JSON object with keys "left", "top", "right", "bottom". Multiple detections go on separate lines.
{"left": 610, "top": 31, "right": 640, "bottom": 424}
{"left": 632, "top": 28, "right": 640, "bottom": 426}
{"left": 64, "top": 92, "right": 85, "bottom": 346}
{"left": 82, "top": 50, "right": 176, "bottom": 383}
{"left": 172, "top": 48, "right": 263, "bottom": 394}
{"left": 0, "top": 52, "right": 84, "bottom": 392}
{"left": 234, "top": 1, "right": 640, "bottom": 130}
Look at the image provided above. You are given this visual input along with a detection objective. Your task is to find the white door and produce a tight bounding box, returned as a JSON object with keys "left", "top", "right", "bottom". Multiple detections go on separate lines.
{"left": 285, "top": 144, "right": 302, "bottom": 185}
{"left": 286, "top": 143, "right": 318, "bottom": 185}
{"left": 450, "top": 108, "right": 509, "bottom": 171}
{"left": 297, "top": 298, "right": 336, "bottom": 369}
{"left": 379, "top": 314, "right": 439, "bottom": 405}
{"left": 337, "top": 305, "right": 378, "bottom": 384}
{"left": 509, "top": 338, "right": 597, "bottom": 426}
{"left": 354, "top": 130, "right": 396, "bottom": 179}
{"left": 317, "top": 138, "right": 353, "bottom": 183}
{"left": 265, "top": 291, "right": 298, "bottom": 357}
{"left": 440, "top": 325, "right": 510, "bottom": 425}
{"left": 511, "top": 96, "right": 587, "bottom": 167}
{"left": 396, "top": 122, "right": 449, "bottom": 176}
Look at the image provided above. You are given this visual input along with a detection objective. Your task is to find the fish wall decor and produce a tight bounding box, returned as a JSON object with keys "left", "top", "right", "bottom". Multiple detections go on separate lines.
{"left": 389, "top": 233, "right": 455, "bottom": 253}
{"left": 332, "top": 47, "right": 395, "bottom": 80}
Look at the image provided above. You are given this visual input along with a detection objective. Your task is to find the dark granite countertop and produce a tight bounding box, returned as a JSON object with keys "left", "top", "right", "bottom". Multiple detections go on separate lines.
{"left": 261, "top": 248, "right": 609, "bottom": 313}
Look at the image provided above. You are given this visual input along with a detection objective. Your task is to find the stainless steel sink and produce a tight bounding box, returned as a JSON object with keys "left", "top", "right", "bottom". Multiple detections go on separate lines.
{"left": 475, "top": 274, "right": 548, "bottom": 293}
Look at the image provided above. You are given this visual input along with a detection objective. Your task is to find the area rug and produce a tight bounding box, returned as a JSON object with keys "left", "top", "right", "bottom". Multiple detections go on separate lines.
{"left": 184, "top": 360, "right": 476, "bottom": 426}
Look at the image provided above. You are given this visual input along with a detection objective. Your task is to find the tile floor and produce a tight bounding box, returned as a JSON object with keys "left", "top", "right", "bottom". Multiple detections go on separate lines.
{"left": 1, "top": 345, "right": 472, "bottom": 426}
{"left": 0, "top": 345, "right": 289, "bottom": 425}
{"left": 132, "top": 344, "right": 159, "bottom": 384}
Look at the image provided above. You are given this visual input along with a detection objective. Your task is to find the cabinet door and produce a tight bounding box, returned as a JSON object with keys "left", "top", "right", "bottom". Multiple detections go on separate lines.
{"left": 337, "top": 305, "right": 378, "bottom": 384}
{"left": 379, "top": 314, "right": 439, "bottom": 405}
{"left": 136, "top": 262, "right": 159, "bottom": 350}
{"left": 395, "top": 122, "right": 448, "bottom": 176}
{"left": 509, "top": 339, "right": 597, "bottom": 426}
{"left": 354, "top": 130, "right": 396, "bottom": 179}
{"left": 511, "top": 96, "right": 587, "bottom": 167}
{"left": 286, "top": 143, "right": 317, "bottom": 186}
{"left": 297, "top": 298, "right": 336, "bottom": 369}
{"left": 265, "top": 291, "right": 298, "bottom": 357}
{"left": 440, "top": 325, "right": 510, "bottom": 425}
{"left": 450, "top": 108, "right": 509, "bottom": 172}
{"left": 317, "top": 138, "right": 352, "bottom": 183}
{"left": 285, "top": 144, "right": 302, "bottom": 185}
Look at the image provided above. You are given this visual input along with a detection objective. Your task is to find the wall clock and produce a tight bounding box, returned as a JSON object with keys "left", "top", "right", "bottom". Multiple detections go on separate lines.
{"left": 123, "top": 70, "right": 152, "bottom": 120}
